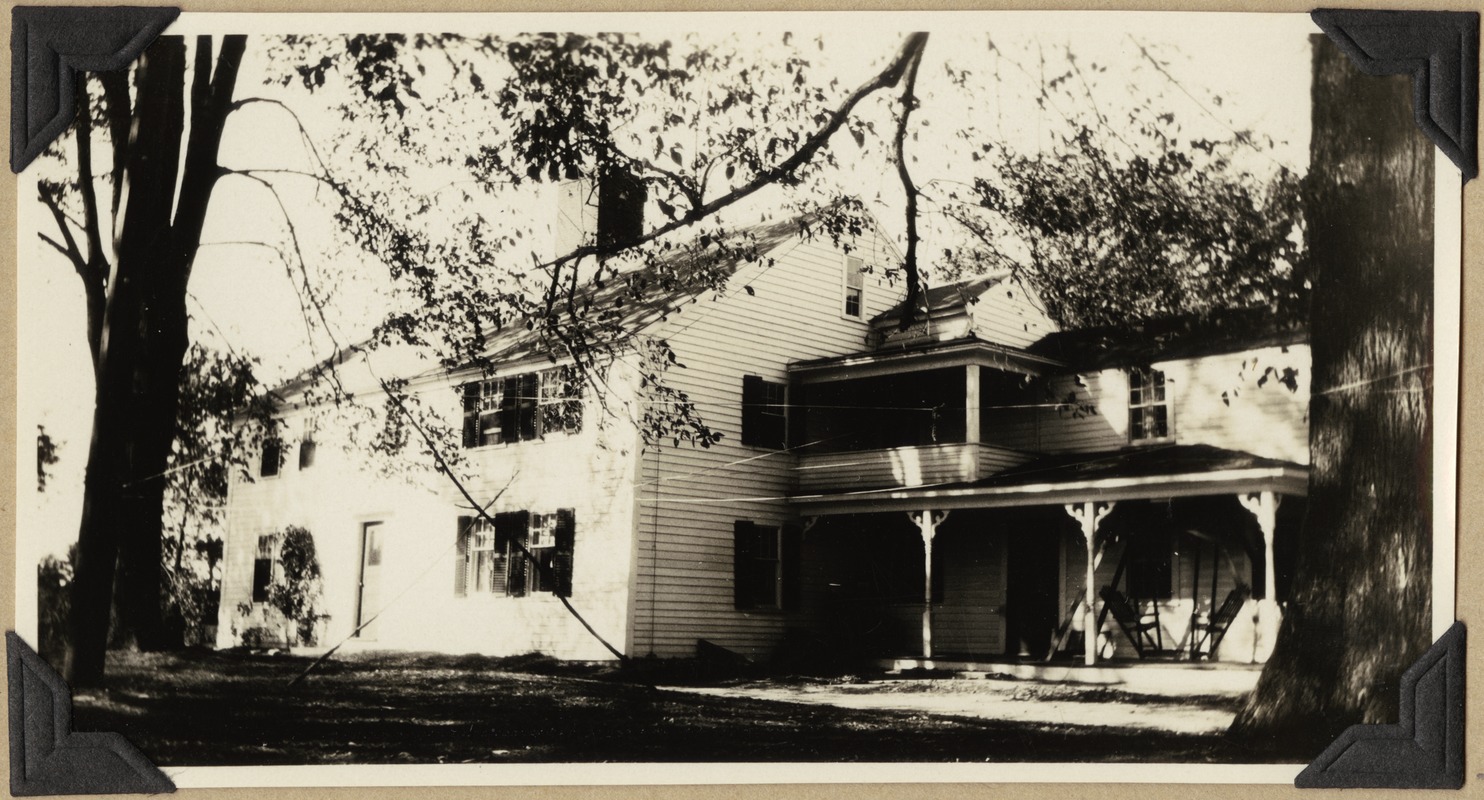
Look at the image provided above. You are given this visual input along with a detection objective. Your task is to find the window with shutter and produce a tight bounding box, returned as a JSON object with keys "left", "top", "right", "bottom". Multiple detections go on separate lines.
{"left": 741, "top": 375, "right": 786, "bottom": 449}
{"left": 259, "top": 439, "right": 282, "bottom": 478}
{"left": 496, "top": 511, "right": 530, "bottom": 597}
{"left": 458, "top": 509, "right": 576, "bottom": 598}
{"left": 462, "top": 369, "right": 582, "bottom": 447}
{"left": 552, "top": 509, "right": 576, "bottom": 598}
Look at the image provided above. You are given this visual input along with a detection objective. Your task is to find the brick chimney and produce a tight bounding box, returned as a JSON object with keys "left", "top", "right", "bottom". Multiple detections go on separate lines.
{"left": 552, "top": 167, "right": 647, "bottom": 259}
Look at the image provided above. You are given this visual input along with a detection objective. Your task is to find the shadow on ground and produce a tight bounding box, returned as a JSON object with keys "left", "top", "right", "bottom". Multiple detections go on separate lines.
{"left": 68, "top": 649, "right": 1303, "bottom": 766}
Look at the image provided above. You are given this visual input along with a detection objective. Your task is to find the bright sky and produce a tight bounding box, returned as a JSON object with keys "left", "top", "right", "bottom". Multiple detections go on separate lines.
{"left": 15, "top": 12, "right": 1317, "bottom": 568}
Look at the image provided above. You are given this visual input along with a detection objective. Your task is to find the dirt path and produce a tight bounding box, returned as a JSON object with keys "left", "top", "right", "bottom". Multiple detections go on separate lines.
{"left": 662, "top": 679, "right": 1239, "bottom": 734}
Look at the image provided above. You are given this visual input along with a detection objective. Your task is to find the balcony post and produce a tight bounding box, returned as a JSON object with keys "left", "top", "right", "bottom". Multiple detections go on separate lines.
{"left": 965, "top": 364, "right": 981, "bottom": 445}
{"left": 909, "top": 510, "right": 950, "bottom": 659}
{"left": 1063, "top": 501, "right": 1115, "bottom": 665}
{"left": 1239, "top": 491, "right": 1282, "bottom": 663}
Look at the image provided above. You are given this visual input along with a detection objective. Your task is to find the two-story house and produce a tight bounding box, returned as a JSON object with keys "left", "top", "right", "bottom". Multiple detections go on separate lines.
{"left": 216, "top": 186, "right": 1310, "bottom": 670}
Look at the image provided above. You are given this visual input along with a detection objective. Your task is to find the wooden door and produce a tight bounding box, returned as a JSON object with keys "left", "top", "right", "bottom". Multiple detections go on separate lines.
{"left": 355, "top": 522, "right": 384, "bottom": 640}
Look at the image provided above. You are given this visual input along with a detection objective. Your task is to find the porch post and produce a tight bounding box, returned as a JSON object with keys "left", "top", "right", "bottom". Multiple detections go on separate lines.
{"left": 1239, "top": 491, "right": 1281, "bottom": 662}
{"left": 909, "top": 510, "right": 950, "bottom": 659}
{"left": 1063, "top": 501, "right": 1115, "bottom": 665}
{"left": 965, "top": 364, "right": 981, "bottom": 445}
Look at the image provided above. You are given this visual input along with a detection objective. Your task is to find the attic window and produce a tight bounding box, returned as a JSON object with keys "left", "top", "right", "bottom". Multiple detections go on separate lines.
{"left": 843, "top": 255, "right": 865, "bottom": 318}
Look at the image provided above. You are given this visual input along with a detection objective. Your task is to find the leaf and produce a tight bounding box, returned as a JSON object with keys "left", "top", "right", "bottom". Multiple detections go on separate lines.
{"left": 744, "top": 285, "right": 755, "bottom": 296}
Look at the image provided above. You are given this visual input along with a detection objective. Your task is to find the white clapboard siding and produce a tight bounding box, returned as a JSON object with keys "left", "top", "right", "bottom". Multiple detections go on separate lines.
{"left": 795, "top": 443, "right": 1032, "bottom": 492}
{"left": 218, "top": 369, "right": 644, "bottom": 661}
{"left": 633, "top": 228, "right": 907, "bottom": 658}
{"left": 992, "top": 345, "right": 1310, "bottom": 463}
{"left": 969, "top": 279, "right": 1059, "bottom": 349}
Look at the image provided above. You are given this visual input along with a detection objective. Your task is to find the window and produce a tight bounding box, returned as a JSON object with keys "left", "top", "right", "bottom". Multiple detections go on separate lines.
{"left": 259, "top": 439, "right": 282, "bottom": 478}
{"left": 733, "top": 521, "right": 801, "bottom": 611}
{"left": 843, "top": 255, "right": 866, "bottom": 318}
{"left": 539, "top": 367, "right": 584, "bottom": 437}
{"left": 741, "top": 375, "right": 787, "bottom": 449}
{"left": 1128, "top": 367, "right": 1172, "bottom": 442}
{"left": 251, "top": 534, "right": 278, "bottom": 602}
{"left": 462, "top": 367, "right": 583, "bottom": 448}
{"left": 298, "top": 437, "right": 316, "bottom": 471}
{"left": 455, "top": 509, "right": 575, "bottom": 598}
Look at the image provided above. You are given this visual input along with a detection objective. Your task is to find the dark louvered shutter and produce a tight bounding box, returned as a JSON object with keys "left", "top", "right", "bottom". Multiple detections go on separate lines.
{"left": 733, "top": 520, "right": 756, "bottom": 610}
{"left": 462, "top": 382, "right": 480, "bottom": 448}
{"left": 497, "top": 510, "right": 530, "bottom": 597}
{"left": 597, "top": 167, "right": 647, "bottom": 250}
{"left": 740, "top": 375, "right": 763, "bottom": 446}
{"left": 454, "top": 516, "right": 472, "bottom": 597}
{"left": 552, "top": 508, "right": 576, "bottom": 598}
{"left": 498, "top": 378, "right": 520, "bottom": 444}
{"left": 781, "top": 523, "right": 802, "bottom": 612}
{"left": 519, "top": 373, "right": 540, "bottom": 440}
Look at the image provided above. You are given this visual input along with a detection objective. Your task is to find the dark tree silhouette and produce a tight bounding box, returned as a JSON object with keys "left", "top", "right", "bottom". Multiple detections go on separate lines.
{"left": 1228, "top": 35, "right": 1435, "bottom": 754}
{"left": 40, "top": 35, "right": 247, "bottom": 686}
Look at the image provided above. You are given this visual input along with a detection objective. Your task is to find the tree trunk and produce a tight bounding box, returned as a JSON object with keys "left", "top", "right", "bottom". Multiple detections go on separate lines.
{"left": 64, "top": 35, "right": 246, "bottom": 687}
{"left": 1228, "top": 35, "right": 1435, "bottom": 755}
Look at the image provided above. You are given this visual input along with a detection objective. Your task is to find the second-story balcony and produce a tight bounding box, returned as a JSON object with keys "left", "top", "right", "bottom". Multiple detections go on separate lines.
{"left": 788, "top": 339, "right": 1063, "bottom": 494}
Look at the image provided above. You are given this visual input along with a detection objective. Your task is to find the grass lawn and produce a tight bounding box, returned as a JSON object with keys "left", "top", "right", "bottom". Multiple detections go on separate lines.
{"left": 69, "top": 649, "right": 1297, "bottom": 766}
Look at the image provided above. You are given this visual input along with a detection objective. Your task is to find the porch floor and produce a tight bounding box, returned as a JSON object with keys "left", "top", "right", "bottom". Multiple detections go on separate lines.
{"left": 882, "top": 655, "right": 1263, "bottom": 697}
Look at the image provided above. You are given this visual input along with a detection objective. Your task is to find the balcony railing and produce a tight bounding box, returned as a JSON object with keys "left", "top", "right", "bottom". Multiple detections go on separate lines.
{"left": 795, "top": 442, "right": 1032, "bottom": 493}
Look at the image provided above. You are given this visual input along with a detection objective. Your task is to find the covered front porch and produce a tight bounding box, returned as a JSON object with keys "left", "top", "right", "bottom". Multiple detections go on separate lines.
{"left": 789, "top": 445, "right": 1308, "bottom": 668}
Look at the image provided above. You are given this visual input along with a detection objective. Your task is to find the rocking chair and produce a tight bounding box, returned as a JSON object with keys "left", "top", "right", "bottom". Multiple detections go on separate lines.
{"left": 1189, "top": 585, "right": 1250, "bottom": 660}
{"left": 1099, "top": 586, "right": 1162, "bottom": 658}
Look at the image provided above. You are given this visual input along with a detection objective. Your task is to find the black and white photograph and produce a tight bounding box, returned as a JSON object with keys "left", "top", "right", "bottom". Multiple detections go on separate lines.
{"left": 13, "top": 8, "right": 1465, "bottom": 787}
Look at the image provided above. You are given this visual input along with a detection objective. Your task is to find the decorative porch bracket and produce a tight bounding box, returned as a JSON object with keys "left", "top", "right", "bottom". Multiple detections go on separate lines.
{"left": 908, "top": 510, "right": 950, "bottom": 659}
{"left": 1063, "top": 501, "right": 1115, "bottom": 665}
{"left": 1239, "top": 490, "right": 1282, "bottom": 663}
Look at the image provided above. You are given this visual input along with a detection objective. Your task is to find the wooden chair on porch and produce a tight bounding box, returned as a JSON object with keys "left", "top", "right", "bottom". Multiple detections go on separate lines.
{"left": 1098, "top": 586, "right": 1163, "bottom": 658}
{"left": 1189, "top": 584, "right": 1250, "bottom": 660}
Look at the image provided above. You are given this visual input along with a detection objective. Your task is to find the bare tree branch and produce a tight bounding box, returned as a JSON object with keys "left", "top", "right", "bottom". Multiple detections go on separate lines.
{"left": 38, "top": 232, "right": 77, "bottom": 262}
{"left": 73, "top": 75, "right": 108, "bottom": 276}
{"left": 535, "top": 32, "right": 930, "bottom": 276}
{"left": 37, "top": 189, "right": 85, "bottom": 274}
{"left": 891, "top": 35, "right": 927, "bottom": 330}
{"left": 98, "top": 70, "right": 132, "bottom": 227}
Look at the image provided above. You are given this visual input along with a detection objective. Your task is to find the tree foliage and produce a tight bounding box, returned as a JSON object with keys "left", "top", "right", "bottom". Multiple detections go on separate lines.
{"left": 931, "top": 44, "right": 1306, "bottom": 329}
{"left": 266, "top": 526, "right": 326, "bottom": 647}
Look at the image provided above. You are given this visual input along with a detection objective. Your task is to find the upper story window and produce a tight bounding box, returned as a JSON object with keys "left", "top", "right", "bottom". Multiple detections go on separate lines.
{"left": 455, "top": 509, "right": 575, "bottom": 598}
{"left": 741, "top": 375, "right": 787, "bottom": 450}
{"left": 259, "top": 439, "right": 283, "bottom": 478}
{"left": 843, "top": 255, "right": 866, "bottom": 318}
{"left": 298, "top": 420, "right": 317, "bottom": 471}
{"left": 1128, "top": 367, "right": 1172, "bottom": 443}
{"left": 461, "top": 366, "right": 583, "bottom": 449}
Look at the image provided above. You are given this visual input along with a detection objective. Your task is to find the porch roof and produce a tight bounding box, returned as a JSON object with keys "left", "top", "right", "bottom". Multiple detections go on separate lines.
{"left": 787, "top": 336, "right": 1065, "bottom": 383}
{"left": 788, "top": 443, "right": 1308, "bottom": 515}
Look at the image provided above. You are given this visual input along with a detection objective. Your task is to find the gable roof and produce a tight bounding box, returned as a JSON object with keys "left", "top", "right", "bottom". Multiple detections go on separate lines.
{"left": 1027, "top": 307, "right": 1308, "bottom": 370}
{"left": 271, "top": 211, "right": 849, "bottom": 398}
{"left": 870, "top": 272, "right": 1008, "bottom": 329}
